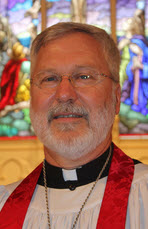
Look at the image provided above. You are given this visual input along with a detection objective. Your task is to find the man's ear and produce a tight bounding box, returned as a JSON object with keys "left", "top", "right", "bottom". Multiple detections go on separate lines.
{"left": 115, "top": 83, "right": 121, "bottom": 115}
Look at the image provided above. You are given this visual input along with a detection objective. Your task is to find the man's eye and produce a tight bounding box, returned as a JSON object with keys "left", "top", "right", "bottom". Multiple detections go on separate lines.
{"left": 79, "top": 75, "right": 90, "bottom": 80}
{"left": 42, "top": 76, "right": 58, "bottom": 82}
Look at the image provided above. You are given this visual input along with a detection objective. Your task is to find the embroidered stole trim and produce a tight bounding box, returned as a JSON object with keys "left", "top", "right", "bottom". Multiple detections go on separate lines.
{"left": 96, "top": 144, "right": 134, "bottom": 229}
{"left": 0, "top": 163, "right": 43, "bottom": 229}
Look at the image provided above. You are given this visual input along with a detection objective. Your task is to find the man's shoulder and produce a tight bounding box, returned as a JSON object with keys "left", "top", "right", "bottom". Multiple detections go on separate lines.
{"left": 133, "top": 162, "right": 148, "bottom": 184}
{"left": 1, "top": 180, "right": 22, "bottom": 193}
{"left": 0, "top": 180, "right": 22, "bottom": 211}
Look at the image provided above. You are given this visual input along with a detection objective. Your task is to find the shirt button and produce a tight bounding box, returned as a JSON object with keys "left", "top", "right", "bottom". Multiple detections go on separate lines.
{"left": 69, "top": 185, "right": 76, "bottom": 191}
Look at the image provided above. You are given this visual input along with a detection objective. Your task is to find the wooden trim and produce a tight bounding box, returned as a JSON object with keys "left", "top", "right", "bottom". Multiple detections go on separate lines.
{"left": 41, "top": 0, "right": 47, "bottom": 31}
{"left": 110, "top": 0, "right": 117, "bottom": 43}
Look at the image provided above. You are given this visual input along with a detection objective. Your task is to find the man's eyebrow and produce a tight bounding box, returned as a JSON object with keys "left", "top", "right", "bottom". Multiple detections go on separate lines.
{"left": 35, "top": 65, "right": 98, "bottom": 76}
{"left": 35, "top": 68, "right": 58, "bottom": 75}
{"left": 71, "top": 65, "right": 99, "bottom": 74}
{"left": 73, "top": 65, "right": 96, "bottom": 70}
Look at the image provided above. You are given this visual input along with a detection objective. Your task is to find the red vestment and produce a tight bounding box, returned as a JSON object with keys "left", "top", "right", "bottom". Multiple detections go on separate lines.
{"left": 0, "top": 144, "right": 134, "bottom": 229}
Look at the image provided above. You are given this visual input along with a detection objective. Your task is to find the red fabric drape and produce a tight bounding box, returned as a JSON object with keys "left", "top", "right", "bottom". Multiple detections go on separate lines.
{"left": 0, "top": 58, "right": 27, "bottom": 110}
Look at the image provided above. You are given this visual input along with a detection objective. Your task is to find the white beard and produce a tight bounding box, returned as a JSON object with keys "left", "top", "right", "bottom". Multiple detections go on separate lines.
{"left": 30, "top": 90, "right": 116, "bottom": 160}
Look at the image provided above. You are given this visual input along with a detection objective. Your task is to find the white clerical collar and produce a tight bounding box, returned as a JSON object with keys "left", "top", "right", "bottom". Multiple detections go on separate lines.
{"left": 37, "top": 144, "right": 114, "bottom": 189}
{"left": 62, "top": 168, "right": 78, "bottom": 181}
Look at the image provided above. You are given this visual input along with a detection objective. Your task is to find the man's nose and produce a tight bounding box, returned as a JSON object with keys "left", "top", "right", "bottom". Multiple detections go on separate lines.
{"left": 55, "top": 76, "right": 78, "bottom": 103}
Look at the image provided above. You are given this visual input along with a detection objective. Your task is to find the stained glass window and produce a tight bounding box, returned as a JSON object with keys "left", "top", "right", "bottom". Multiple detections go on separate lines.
{"left": 86, "top": 0, "right": 111, "bottom": 33}
{"left": 117, "top": 0, "right": 148, "bottom": 135}
{"left": 0, "top": 0, "right": 40, "bottom": 137}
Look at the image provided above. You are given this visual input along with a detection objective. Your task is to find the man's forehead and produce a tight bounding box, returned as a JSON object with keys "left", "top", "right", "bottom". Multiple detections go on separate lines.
{"left": 31, "top": 32, "right": 109, "bottom": 76}
{"left": 38, "top": 32, "right": 102, "bottom": 53}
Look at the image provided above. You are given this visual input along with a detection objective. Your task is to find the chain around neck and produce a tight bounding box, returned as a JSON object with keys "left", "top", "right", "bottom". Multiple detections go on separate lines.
{"left": 43, "top": 145, "right": 112, "bottom": 229}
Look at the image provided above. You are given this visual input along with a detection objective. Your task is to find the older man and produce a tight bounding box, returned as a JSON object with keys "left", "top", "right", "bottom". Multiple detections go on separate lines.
{"left": 0, "top": 22, "right": 148, "bottom": 229}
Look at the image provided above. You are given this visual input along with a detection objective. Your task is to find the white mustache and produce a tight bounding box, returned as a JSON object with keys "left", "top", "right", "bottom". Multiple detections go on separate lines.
{"left": 47, "top": 104, "right": 88, "bottom": 122}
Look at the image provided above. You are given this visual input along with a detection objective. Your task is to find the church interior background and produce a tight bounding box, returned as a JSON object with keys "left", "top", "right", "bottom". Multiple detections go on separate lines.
{"left": 0, "top": 0, "right": 148, "bottom": 185}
